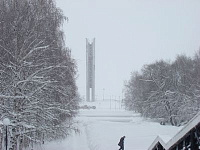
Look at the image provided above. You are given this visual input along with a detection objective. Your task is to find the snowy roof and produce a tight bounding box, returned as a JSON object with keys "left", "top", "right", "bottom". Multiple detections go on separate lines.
{"left": 165, "top": 111, "right": 200, "bottom": 149}
{"left": 158, "top": 135, "right": 172, "bottom": 144}
{"left": 148, "top": 111, "right": 200, "bottom": 150}
{"left": 148, "top": 136, "right": 167, "bottom": 150}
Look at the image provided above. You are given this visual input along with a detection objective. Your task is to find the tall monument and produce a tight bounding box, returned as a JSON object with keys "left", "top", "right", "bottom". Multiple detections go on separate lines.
{"left": 86, "top": 38, "right": 95, "bottom": 102}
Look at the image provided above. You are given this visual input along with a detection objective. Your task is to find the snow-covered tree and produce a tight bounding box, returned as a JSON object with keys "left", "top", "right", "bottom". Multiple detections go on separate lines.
{"left": 124, "top": 52, "right": 200, "bottom": 126}
{"left": 0, "top": 0, "right": 79, "bottom": 149}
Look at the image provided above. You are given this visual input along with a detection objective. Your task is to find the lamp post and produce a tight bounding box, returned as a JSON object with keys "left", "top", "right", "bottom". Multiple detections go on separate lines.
{"left": 102, "top": 88, "right": 105, "bottom": 101}
{"left": 110, "top": 96, "right": 111, "bottom": 109}
{"left": 3, "top": 118, "right": 10, "bottom": 150}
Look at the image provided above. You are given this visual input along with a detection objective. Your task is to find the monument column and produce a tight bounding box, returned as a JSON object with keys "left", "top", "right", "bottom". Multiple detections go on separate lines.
{"left": 86, "top": 38, "right": 95, "bottom": 102}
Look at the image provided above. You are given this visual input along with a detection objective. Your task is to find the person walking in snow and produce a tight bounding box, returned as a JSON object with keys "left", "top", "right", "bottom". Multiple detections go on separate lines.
{"left": 118, "top": 136, "right": 125, "bottom": 150}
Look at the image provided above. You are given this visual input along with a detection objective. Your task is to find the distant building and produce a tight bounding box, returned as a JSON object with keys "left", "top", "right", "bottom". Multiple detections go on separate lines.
{"left": 148, "top": 112, "right": 200, "bottom": 150}
{"left": 86, "top": 38, "right": 95, "bottom": 102}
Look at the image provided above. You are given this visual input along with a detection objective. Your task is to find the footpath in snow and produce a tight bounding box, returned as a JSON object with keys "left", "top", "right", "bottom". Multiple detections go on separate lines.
{"left": 43, "top": 100, "right": 182, "bottom": 150}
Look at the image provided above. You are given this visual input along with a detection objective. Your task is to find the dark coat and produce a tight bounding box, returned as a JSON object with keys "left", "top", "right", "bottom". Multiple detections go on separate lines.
{"left": 118, "top": 137, "right": 125, "bottom": 147}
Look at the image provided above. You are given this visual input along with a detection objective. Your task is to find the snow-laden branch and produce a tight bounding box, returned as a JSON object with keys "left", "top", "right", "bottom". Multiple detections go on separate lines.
{"left": 0, "top": 69, "right": 12, "bottom": 77}
{"left": 139, "top": 79, "right": 154, "bottom": 82}
{"left": 0, "top": 95, "right": 26, "bottom": 99}
{"left": 0, "top": 44, "right": 15, "bottom": 59}
{"left": 44, "top": 107, "right": 71, "bottom": 114}
{"left": 17, "top": 78, "right": 55, "bottom": 86}
{"left": 28, "top": 83, "right": 47, "bottom": 98}
{"left": 21, "top": 63, "right": 68, "bottom": 89}
{"left": 22, "top": 43, "right": 49, "bottom": 61}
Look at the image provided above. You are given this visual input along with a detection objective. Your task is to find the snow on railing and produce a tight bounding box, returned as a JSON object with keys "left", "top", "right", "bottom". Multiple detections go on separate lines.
{"left": 148, "top": 111, "right": 200, "bottom": 150}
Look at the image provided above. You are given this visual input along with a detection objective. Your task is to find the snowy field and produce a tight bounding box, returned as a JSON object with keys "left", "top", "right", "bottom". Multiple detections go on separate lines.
{"left": 43, "top": 100, "right": 182, "bottom": 150}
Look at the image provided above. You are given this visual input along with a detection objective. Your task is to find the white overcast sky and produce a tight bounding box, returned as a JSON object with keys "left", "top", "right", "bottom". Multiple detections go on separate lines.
{"left": 56, "top": 0, "right": 200, "bottom": 100}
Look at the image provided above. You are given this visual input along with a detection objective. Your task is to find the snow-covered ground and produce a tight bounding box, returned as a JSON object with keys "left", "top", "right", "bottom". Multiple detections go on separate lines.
{"left": 43, "top": 100, "right": 182, "bottom": 150}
